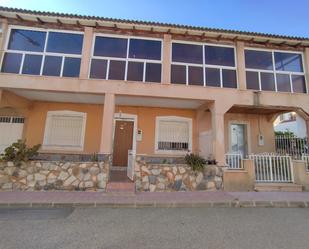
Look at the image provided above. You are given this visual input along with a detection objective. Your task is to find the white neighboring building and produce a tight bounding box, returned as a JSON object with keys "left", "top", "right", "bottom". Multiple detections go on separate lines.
{"left": 274, "top": 112, "right": 307, "bottom": 137}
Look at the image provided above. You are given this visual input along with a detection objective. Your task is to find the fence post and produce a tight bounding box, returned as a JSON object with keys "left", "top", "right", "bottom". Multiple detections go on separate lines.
{"left": 269, "top": 156, "right": 273, "bottom": 182}
{"left": 290, "top": 157, "right": 294, "bottom": 183}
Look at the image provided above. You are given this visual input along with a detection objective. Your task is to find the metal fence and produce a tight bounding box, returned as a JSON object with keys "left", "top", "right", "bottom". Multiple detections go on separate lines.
{"left": 249, "top": 154, "right": 293, "bottom": 183}
{"left": 225, "top": 153, "right": 243, "bottom": 169}
{"left": 275, "top": 135, "right": 308, "bottom": 160}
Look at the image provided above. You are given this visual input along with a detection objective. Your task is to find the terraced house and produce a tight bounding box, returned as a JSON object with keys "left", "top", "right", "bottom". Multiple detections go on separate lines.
{"left": 1, "top": 7, "right": 309, "bottom": 192}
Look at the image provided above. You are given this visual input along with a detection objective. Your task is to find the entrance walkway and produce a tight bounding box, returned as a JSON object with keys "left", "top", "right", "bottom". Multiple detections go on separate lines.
{"left": 1, "top": 191, "right": 309, "bottom": 208}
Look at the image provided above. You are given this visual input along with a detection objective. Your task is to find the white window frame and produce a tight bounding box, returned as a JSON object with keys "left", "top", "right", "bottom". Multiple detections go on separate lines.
{"left": 155, "top": 116, "right": 192, "bottom": 154}
{"left": 244, "top": 47, "right": 307, "bottom": 93}
{"left": 1, "top": 25, "right": 84, "bottom": 77}
{"left": 42, "top": 110, "right": 87, "bottom": 151}
{"left": 171, "top": 40, "right": 238, "bottom": 88}
{"left": 89, "top": 33, "right": 163, "bottom": 83}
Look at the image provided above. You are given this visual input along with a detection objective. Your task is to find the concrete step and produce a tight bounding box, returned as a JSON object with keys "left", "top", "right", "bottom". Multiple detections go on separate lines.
{"left": 106, "top": 182, "right": 135, "bottom": 193}
{"left": 109, "top": 170, "right": 131, "bottom": 182}
{"left": 255, "top": 183, "right": 303, "bottom": 192}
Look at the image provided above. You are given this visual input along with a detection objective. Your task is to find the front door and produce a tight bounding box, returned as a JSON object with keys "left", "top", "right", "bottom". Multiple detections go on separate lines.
{"left": 112, "top": 120, "right": 134, "bottom": 167}
{"left": 230, "top": 123, "right": 248, "bottom": 156}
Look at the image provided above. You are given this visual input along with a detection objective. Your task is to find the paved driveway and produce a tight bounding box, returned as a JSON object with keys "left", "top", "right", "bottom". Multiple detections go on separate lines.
{"left": 0, "top": 207, "right": 309, "bottom": 249}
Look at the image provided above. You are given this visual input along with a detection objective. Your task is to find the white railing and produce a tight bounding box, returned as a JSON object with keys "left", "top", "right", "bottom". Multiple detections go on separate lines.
{"left": 225, "top": 153, "right": 243, "bottom": 169}
{"left": 249, "top": 154, "right": 293, "bottom": 183}
{"left": 275, "top": 135, "right": 308, "bottom": 160}
{"left": 301, "top": 154, "right": 309, "bottom": 171}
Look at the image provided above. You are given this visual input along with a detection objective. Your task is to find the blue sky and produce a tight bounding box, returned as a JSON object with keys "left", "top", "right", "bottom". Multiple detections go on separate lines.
{"left": 0, "top": 0, "right": 308, "bottom": 37}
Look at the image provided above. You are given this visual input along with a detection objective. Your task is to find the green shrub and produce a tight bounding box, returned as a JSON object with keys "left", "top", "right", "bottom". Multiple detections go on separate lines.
{"left": 274, "top": 130, "right": 295, "bottom": 137}
{"left": 0, "top": 140, "right": 41, "bottom": 166}
{"left": 185, "top": 153, "right": 207, "bottom": 171}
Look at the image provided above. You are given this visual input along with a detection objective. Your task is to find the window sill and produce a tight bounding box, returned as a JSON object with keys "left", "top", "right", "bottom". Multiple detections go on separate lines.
{"left": 155, "top": 150, "right": 190, "bottom": 155}
{"left": 41, "top": 145, "right": 84, "bottom": 152}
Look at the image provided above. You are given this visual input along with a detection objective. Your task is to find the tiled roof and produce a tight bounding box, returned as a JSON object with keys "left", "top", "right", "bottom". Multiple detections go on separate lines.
{"left": 0, "top": 6, "right": 308, "bottom": 42}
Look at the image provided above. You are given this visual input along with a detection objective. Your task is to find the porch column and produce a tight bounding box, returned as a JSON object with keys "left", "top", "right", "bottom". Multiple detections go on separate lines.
{"left": 209, "top": 102, "right": 231, "bottom": 166}
{"left": 236, "top": 41, "right": 246, "bottom": 90}
{"left": 162, "top": 34, "right": 171, "bottom": 84}
{"left": 79, "top": 27, "right": 94, "bottom": 79}
{"left": 304, "top": 48, "right": 309, "bottom": 94}
{"left": 99, "top": 93, "right": 115, "bottom": 154}
{"left": 212, "top": 112, "right": 225, "bottom": 166}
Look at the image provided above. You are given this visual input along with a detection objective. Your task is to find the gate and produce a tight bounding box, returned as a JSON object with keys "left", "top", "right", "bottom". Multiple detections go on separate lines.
{"left": 249, "top": 154, "right": 293, "bottom": 183}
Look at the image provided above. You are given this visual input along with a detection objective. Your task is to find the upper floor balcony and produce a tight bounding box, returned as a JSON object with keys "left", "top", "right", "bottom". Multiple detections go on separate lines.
{"left": 0, "top": 6, "right": 309, "bottom": 106}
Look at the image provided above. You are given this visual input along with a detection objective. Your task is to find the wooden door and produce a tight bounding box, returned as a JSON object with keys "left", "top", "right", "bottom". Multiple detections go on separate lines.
{"left": 112, "top": 120, "right": 134, "bottom": 167}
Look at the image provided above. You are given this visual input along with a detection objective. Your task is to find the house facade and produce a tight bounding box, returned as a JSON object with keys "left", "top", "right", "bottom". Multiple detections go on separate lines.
{"left": 1, "top": 7, "right": 309, "bottom": 192}
{"left": 274, "top": 112, "right": 307, "bottom": 137}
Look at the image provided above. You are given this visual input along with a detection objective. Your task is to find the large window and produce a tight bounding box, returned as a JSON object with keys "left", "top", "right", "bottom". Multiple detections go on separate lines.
{"left": 245, "top": 49, "right": 306, "bottom": 93}
{"left": 155, "top": 116, "right": 192, "bottom": 153}
{"left": 89, "top": 35, "right": 162, "bottom": 83}
{"left": 1, "top": 27, "right": 84, "bottom": 77}
{"left": 171, "top": 42, "right": 237, "bottom": 88}
{"left": 43, "top": 111, "right": 87, "bottom": 151}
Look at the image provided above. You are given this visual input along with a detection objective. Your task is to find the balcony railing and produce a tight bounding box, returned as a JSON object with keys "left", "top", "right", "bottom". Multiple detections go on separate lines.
{"left": 225, "top": 153, "right": 243, "bottom": 169}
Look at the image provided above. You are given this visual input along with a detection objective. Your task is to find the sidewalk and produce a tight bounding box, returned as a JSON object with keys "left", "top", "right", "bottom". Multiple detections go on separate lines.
{"left": 1, "top": 191, "right": 309, "bottom": 208}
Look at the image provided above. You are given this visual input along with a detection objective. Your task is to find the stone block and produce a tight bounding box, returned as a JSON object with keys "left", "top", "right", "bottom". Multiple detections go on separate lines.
{"left": 151, "top": 168, "right": 161, "bottom": 175}
{"left": 157, "top": 183, "right": 165, "bottom": 190}
{"left": 2, "top": 182, "right": 12, "bottom": 189}
{"left": 97, "top": 173, "right": 107, "bottom": 182}
{"left": 166, "top": 171, "right": 174, "bottom": 181}
{"left": 4, "top": 167, "right": 16, "bottom": 175}
{"left": 58, "top": 171, "right": 69, "bottom": 181}
{"left": 149, "top": 184, "right": 156, "bottom": 192}
{"left": 0, "top": 176, "right": 9, "bottom": 184}
{"left": 27, "top": 174, "right": 34, "bottom": 182}
{"left": 179, "top": 167, "right": 186, "bottom": 174}
{"left": 34, "top": 173, "right": 46, "bottom": 181}
{"left": 196, "top": 172, "right": 203, "bottom": 184}
{"left": 207, "top": 181, "right": 216, "bottom": 189}
{"left": 172, "top": 167, "right": 177, "bottom": 175}
{"left": 1, "top": 182, "right": 13, "bottom": 190}
{"left": 19, "top": 178, "right": 27, "bottom": 185}
{"left": 62, "top": 162, "right": 72, "bottom": 170}
{"left": 148, "top": 175, "right": 157, "bottom": 184}
{"left": 142, "top": 176, "right": 149, "bottom": 182}
{"left": 175, "top": 175, "right": 182, "bottom": 181}
{"left": 143, "top": 182, "right": 150, "bottom": 191}
{"left": 63, "top": 176, "right": 77, "bottom": 186}
{"left": 7, "top": 162, "right": 14, "bottom": 167}
{"left": 89, "top": 166, "right": 100, "bottom": 175}
{"left": 173, "top": 179, "right": 182, "bottom": 191}
{"left": 28, "top": 181, "right": 36, "bottom": 188}
{"left": 84, "top": 181, "right": 94, "bottom": 188}
{"left": 26, "top": 166, "right": 36, "bottom": 174}
{"left": 141, "top": 166, "right": 151, "bottom": 174}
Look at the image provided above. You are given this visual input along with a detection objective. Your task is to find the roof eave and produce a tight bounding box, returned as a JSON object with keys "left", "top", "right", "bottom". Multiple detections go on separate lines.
{"left": 0, "top": 6, "right": 309, "bottom": 47}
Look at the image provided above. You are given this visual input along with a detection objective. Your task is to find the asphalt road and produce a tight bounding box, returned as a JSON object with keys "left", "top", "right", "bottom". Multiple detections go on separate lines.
{"left": 0, "top": 207, "right": 309, "bottom": 249}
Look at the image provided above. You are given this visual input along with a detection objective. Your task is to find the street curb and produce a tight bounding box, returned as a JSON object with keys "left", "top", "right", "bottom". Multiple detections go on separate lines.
{"left": 0, "top": 201, "right": 308, "bottom": 208}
